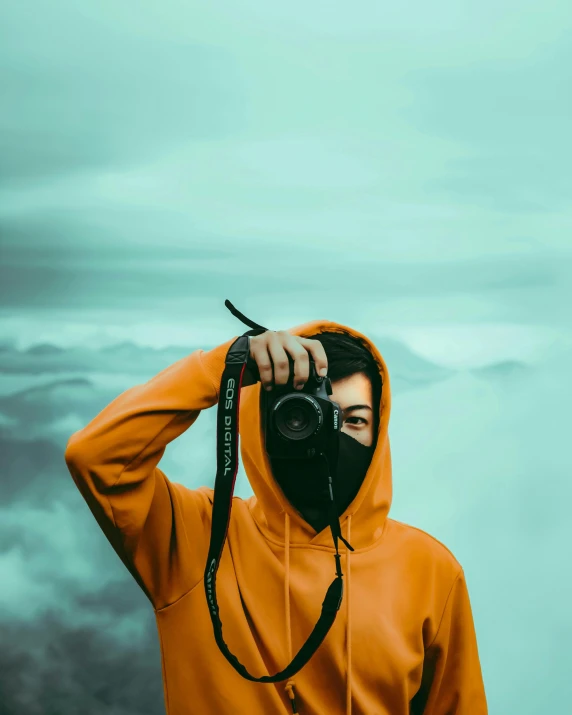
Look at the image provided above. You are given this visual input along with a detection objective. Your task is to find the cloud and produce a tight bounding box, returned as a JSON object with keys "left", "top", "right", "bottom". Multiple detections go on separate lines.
{"left": 0, "top": 6, "right": 244, "bottom": 187}
{"left": 400, "top": 36, "right": 572, "bottom": 215}
{"left": 0, "top": 610, "right": 164, "bottom": 715}
{"left": 0, "top": 434, "right": 69, "bottom": 506}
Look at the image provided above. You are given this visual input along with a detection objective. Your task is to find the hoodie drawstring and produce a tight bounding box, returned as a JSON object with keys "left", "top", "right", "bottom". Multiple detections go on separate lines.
{"left": 346, "top": 515, "right": 352, "bottom": 715}
{"left": 284, "top": 513, "right": 299, "bottom": 713}
{"left": 283, "top": 513, "right": 353, "bottom": 715}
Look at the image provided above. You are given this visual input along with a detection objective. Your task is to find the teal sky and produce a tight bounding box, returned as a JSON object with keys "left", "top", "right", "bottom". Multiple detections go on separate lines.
{"left": 1, "top": 1, "right": 571, "bottom": 713}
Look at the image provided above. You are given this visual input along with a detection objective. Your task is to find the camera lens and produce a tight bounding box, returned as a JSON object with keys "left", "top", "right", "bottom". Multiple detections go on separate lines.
{"left": 273, "top": 394, "right": 322, "bottom": 441}
{"left": 284, "top": 405, "right": 308, "bottom": 432}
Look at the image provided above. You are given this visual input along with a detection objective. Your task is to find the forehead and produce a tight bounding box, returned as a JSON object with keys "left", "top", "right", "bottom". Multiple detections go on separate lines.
{"left": 329, "top": 372, "right": 372, "bottom": 406}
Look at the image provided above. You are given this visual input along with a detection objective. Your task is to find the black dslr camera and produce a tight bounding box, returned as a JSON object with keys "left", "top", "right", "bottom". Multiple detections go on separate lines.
{"left": 247, "top": 354, "right": 342, "bottom": 460}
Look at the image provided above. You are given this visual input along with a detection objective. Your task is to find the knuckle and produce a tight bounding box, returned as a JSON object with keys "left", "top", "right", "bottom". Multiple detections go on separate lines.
{"left": 254, "top": 351, "right": 270, "bottom": 366}
{"left": 261, "top": 355, "right": 271, "bottom": 368}
{"left": 293, "top": 354, "right": 309, "bottom": 386}
{"left": 294, "top": 352, "right": 309, "bottom": 369}
{"left": 290, "top": 341, "right": 307, "bottom": 355}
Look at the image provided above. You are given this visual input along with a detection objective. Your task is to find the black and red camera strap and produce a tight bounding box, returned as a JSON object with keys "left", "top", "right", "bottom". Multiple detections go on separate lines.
{"left": 203, "top": 300, "right": 354, "bottom": 683}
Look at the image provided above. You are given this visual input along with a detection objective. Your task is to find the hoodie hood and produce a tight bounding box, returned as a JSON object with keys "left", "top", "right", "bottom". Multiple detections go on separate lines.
{"left": 238, "top": 318, "right": 392, "bottom": 552}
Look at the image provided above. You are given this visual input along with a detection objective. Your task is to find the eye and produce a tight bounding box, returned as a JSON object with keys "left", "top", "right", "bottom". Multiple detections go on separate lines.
{"left": 345, "top": 416, "right": 367, "bottom": 425}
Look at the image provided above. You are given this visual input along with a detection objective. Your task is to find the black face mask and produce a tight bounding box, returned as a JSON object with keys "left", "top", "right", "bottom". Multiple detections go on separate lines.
{"left": 269, "top": 431, "right": 376, "bottom": 534}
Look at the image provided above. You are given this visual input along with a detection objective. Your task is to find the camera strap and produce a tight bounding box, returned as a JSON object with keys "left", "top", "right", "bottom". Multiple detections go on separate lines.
{"left": 204, "top": 300, "right": 354, "bottom": 683}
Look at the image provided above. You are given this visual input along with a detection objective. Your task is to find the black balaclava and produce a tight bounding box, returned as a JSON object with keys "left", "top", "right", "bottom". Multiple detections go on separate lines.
{"left": 269, "top": 431, "right": 376, "bottom": 534}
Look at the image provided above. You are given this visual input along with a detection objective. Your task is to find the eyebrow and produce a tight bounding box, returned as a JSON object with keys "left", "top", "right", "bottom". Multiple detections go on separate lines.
{"left": 343, "top": 404, "right": 372, "bottom": 414}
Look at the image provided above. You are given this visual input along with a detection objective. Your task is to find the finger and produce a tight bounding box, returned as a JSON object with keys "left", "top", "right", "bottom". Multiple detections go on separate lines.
{"left": 298, "top": 337, "right": 328, "bottom": 376}
{"left": 266, "top": 331, "right": 290, "bottom": 386}
{"left": 250, "top": 343, "right": 274, "bottom": 390}
{"left": 280, "top": 335, "right": 310, "bottom": 390}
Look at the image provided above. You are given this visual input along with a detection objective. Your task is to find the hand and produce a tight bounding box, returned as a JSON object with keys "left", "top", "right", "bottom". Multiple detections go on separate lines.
{"left": 244, "top": 330, "right": 328, "bottom": 391}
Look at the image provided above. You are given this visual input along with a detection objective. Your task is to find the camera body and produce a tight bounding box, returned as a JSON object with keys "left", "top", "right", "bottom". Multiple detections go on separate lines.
{"left": 256, "top": 355, "right": 342, "bottom": 460}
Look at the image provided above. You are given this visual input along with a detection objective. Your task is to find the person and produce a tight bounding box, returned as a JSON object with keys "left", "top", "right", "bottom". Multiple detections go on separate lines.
{"left": 64, "top": 318, "right": 488, "bottom": 714}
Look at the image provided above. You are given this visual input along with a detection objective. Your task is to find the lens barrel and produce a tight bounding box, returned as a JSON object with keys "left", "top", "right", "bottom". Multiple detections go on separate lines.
{"left": 272, "top": 394, "right": 323, "bottom": 441}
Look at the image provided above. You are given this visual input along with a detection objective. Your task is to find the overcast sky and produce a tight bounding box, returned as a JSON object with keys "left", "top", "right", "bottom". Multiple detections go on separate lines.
{"left": 1, "top": 1, "right": 571, "bottom": 713}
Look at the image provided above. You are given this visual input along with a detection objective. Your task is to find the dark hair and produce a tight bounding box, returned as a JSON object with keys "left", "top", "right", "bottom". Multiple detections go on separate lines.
{"left": 307, "top": 331, "right": 382, "bottom": 432}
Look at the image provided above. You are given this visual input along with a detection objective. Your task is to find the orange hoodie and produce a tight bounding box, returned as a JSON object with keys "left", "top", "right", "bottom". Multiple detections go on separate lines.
{"left": 64, "top": 319, "right": 487, "bottom": 715}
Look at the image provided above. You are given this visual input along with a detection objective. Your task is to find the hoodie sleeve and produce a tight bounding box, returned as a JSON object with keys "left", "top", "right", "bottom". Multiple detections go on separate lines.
{"left": 411, "top": 568, "right": 488, "bottom": 715}
{"left": 64, "top": 336, "right": 238, "bottom": 611}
